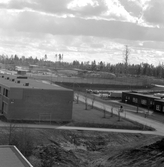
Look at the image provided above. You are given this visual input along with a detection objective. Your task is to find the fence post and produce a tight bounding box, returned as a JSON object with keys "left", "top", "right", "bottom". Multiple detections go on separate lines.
{"left": 137, "top": 104, "right": 139, "bottom": 113}
{"left": 144, "top": 111, "right": 147, "bottom": 118}
{"left": 118, "top": 109, "right": 121, "bottom": 121}
{"left": 111, "top": 107, "right": 113, "bottom": 117}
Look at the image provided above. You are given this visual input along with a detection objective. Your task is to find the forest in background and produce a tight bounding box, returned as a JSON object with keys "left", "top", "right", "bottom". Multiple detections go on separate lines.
{"left": 0, "top": 53, "right": 164, "bottom": 78}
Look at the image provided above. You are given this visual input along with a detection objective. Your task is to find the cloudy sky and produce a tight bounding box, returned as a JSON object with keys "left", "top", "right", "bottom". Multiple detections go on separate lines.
{"left": 0, "top": 0, "right": 164, "bottom": 66}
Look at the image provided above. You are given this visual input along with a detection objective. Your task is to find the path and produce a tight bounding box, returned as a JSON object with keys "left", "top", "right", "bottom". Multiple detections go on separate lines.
{"left": 77, "top": 94, "right": 164, "bottom": 136}
{"left": 0, "top": 93, "right": 163, "bottom": 136}
{"left": 0, "top": 122, "right": 162, "bottom": 136}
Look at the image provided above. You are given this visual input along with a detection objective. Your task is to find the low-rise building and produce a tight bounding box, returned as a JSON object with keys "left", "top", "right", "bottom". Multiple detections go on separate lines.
{"left": 122, "top": 91, "right": 164, "bottom": 113}
{"left": 122, "top": 92, "right": 159, "bottom": 110}
{"left": 17, "top": 70, "right": 27, "bottom": 75}
{"left": 0, "top": 74, "right": 73, "bottom": 122}
{"left": 154, "top": 99, "right": 164, "bottom": 113}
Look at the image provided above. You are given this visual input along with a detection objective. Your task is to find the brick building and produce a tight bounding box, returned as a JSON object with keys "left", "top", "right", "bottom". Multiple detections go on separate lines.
{"left": 0, "top": 74, "right": 73, "bottom": 122}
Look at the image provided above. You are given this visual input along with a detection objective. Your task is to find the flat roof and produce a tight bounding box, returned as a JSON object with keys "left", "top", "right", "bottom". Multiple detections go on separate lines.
{"left": 0, "top": 145, "right": 33, "bottom": 167}
{"left": 154, "top": 99, "right": 164, "bottom": 102}
{"left": 0, "top": 74, "right": 72, "bottom": 91}
{"left": 123, "top": 92, "right": 160, "bottom": 99}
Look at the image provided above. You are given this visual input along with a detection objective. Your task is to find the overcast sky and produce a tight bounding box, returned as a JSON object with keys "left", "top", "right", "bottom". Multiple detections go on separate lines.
{"left": 0, "top": 0, "right": 163, "bottom": 66}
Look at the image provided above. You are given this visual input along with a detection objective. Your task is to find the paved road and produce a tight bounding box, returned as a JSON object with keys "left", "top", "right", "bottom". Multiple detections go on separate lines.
{"left": 76, "top": 94, "right": 164, "bottom": 136}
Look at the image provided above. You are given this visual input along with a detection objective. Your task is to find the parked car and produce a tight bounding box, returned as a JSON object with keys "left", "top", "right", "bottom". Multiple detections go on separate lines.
{"left": 86, "top": 89, "right": 92, "bottom": 93}
{"left": 92, "top": 90, "right": 100, "bottom": 94}
{"left": 100, "top": 93, "right": 109, "bottom": 99}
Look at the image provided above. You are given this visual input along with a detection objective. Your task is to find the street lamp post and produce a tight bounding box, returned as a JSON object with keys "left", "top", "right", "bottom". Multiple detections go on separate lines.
{"left": 51, "top": 72, "right": 53, "bottom": 84}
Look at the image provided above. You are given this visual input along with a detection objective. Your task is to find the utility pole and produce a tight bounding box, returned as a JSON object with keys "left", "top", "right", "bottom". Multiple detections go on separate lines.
{"left": 123, "top": 45, "right": 130, "bottom": 75}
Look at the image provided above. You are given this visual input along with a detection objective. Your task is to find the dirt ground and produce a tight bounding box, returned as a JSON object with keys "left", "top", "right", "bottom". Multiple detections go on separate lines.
{"left": 12, "top": 129, "right": 164, "bottom": 167}
{"left": 0, "top": 104, "right": 162, "bottom": 167}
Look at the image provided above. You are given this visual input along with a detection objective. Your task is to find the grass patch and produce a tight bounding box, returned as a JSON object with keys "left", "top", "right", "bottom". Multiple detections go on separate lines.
{"left": 68, "top": 101, "right": 154, "bottom": 131}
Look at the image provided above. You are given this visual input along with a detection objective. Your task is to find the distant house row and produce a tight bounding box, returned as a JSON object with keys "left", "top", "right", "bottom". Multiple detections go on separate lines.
{"left": 15, "top": 65, "right": 49, "bottom": 72}
{"left": 122, "top": 92, "right": 164, "bottom": 113}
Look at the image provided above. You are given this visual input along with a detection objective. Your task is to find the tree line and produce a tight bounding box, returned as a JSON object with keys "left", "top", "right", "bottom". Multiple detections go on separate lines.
{"left": 73, "top": 60, "right": 164, "bottom": 78}
{"left": 0, "top": 54, "right": 164, "bottom": 78}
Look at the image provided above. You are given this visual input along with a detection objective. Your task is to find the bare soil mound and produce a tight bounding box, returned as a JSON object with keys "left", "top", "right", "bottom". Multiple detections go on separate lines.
{"left": 105, "top": 138, "right": 164, "bottom": 167}
{"left": 28, "top": 129, "right": 163, "bottom": 167}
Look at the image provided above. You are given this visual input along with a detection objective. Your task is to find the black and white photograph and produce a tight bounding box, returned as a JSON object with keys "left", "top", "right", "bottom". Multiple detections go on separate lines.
{"left": 0, "top": 0, "right": 163, "bottom": 166}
